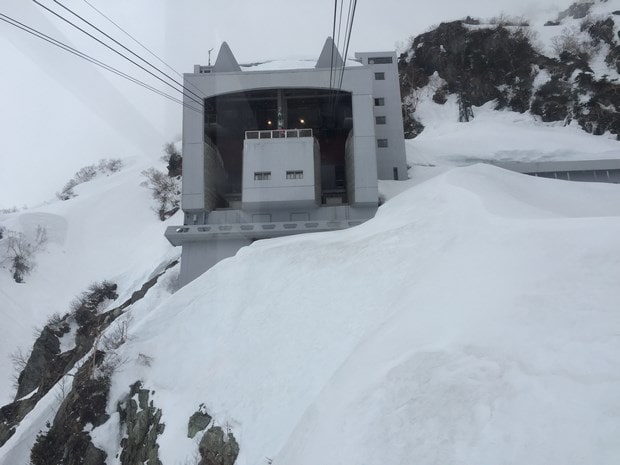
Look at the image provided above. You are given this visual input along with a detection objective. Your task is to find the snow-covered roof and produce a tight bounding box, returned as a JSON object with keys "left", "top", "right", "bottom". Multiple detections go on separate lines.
{"left": 239, "top": 58, "right": 362, "bottom": 71}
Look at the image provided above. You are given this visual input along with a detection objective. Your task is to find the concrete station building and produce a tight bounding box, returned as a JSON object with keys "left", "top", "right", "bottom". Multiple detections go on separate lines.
{"left": 166, "top": 39, "right": 408, "bottom": 285}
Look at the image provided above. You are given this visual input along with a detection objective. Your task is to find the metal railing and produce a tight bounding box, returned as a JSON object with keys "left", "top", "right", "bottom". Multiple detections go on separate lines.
{"left": 245, "top": 128, "right": 313, "bottom": 139}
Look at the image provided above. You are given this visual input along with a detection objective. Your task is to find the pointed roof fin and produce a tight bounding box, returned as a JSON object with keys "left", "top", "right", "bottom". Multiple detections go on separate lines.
{"left": 315, "top": 37, "right": 344, "bottom": 69}
{"left": 213, "top": 42, "right": 241, "bottom": 72}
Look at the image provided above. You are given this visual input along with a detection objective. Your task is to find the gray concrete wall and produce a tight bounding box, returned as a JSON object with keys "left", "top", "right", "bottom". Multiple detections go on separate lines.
{"left": 355, "top": 52, "right": 408, "bottom": 180}
{"left": 181, "top": 81, "right": 207, "bottom": 211}
{"left": 179, "top": 238, "right": 251, "bottom": 287}
{"left": 242, "top": 137, "right": 319, "bottom": 209}
{"left": 349, "top": 93, "right": 380, "bottom": 205}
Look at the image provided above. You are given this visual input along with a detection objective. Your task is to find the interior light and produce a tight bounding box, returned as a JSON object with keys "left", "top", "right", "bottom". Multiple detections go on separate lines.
{"left": 299, "top": 118, "right": 305, "bottom": 124}
{"left": 267, "top": 120, "right": 272, "bottom": 125}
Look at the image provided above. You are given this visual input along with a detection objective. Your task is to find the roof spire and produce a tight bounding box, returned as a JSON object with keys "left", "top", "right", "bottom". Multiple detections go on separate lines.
{"left": 213, "top": 42, "right": 241, "bottom": 72}
{"left": 315, "top": 37, "right": 344, "bottom": 69}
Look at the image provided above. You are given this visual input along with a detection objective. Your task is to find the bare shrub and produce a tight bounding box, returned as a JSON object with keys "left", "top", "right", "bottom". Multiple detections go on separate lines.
{"left": 488, "top": 13, "right": 529, "bottom": 27}
{"left": 54, "top": 375, "right": 71, "bottom": 406}
{"left": 0, "top": 225, "right": 47, "bottom": 282}
{"left": 74, "top": 165, "right": 98, "bottom": 184}
{"left": 46, "top": 312, "right": 64, "bottom": 327}
{"left": 91, "top": 316, "right": 132, "bottom": 380}
{"left": 462, "top": 15, "right": 480, "bottom": 25}
{"left": 70, "top": 280, "right": 118, "bottom": 317}
{"left": 10, "top": 347, "right": 28, "bottom": 390}
{"left": 137, "top": 353, "right": 154, "bottom": 367}
{"left": 101, "top": 316, "right": 132, "bottom": 351}
{"left": 0, "top": 206, "right": 19, "bottom": 215}
{"left": 161, "top": 142, "right": 183, "bottom": 177}
{"left": 95, "top": 351, "right": 125, "bottom": 380}
{"left": 98, "top": 158, "right": 123, "bottom": 173}
{"left": 56, "top": 158, "right": 123, "bottom": 200}
{"left": 511, "top": 24, "right": 540, "bottom": 51}
{"left": 141, "top": 168, "right": 181, "bottom": 221}
{"left": 551, "top": 26, "right": 597, "bottom": 59}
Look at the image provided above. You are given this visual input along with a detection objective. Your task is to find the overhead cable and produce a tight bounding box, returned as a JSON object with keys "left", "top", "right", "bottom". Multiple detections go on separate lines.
{"left": 0, "top": 13, "right": 202, "bottom": 114}
{"left": 338, "top": 0, "right": 358, "bottom": 90}
{"left": 329, "top": 0, "right": 337, "bottom": 90}
{"left": 32, "top": 0, "right": 204, "bottom": 107}
{"left": 50, "top": 0, "right": 204, "bottom": 102}
{"left": 80, "top": 0, "right": 207, "bottom": 100}
{"left": 82, "top": 0, "right": 181, "bottom": 79}
{"left": 335, "top": 0, "right": 345, "bottom": 69}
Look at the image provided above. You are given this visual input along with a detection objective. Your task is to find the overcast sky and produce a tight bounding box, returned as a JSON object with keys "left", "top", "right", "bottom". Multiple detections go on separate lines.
{"left": 0, "top": 0, "right": 574, "bottom": 208}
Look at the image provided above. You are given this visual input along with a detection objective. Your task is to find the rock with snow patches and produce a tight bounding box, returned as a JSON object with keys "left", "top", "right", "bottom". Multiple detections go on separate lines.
{"left": 198, "top": 426, "right": 240, "bottom": 465}
{"left": 117, "top": 381, "right": 165, "bottom": 465}
{"left": 188, "top": 405, "right": 213, "bottom": 439}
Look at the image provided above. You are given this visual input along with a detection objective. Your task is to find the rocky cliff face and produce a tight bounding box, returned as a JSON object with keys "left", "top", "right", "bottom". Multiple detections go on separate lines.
{"left": 0, "top": 261, "right": 195, "bottom": 465}
{"left": 399, "top": 1, "right": 620, "bottom": 138}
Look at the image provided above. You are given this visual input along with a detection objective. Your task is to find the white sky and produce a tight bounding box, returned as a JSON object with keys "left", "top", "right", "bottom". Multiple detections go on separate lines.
{"left": 0, "top": 0, "right": 574, "bottom": 208}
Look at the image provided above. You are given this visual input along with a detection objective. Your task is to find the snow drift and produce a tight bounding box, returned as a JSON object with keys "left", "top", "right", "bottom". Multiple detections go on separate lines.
{"left": 95, "top": 164, "right": 620, "bottom": 465}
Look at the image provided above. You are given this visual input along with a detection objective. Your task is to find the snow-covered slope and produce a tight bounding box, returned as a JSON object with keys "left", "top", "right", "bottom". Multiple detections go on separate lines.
{"left": 5, "top": 162, "right": 618, "bottom": 464}
{"left": 0, "top": 155, "right": 179, "bottom": 406}
{"left": 94, "top": 165, "right": 619, "bottom": 465}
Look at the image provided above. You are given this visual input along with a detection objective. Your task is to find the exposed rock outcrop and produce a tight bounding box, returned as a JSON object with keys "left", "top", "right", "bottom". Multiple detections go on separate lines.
{"left": 0, "top": 260, "right": 179, "bottom": 451}
{"left": 399, "top": 2, "right": 620, "bottom": 139}
{"left": 198, "top": 426, "right": 240, "bottom": 465}
{"left": 400, "top": 21, "right": 538, "bottom": 114}
{"left": 188, "top": 405, "right": 213, "bottom": 439}
{"left": 0, "top": 282, "right": 119, "bottom": 449}
{"left": 29, "top": 351, "right": 109, "bottom": 465}
{"left": 15, "top": 324, "right": 67, "bottom": 400}
{"left": 117, "top": 381, "right": 165, "bottom": 465}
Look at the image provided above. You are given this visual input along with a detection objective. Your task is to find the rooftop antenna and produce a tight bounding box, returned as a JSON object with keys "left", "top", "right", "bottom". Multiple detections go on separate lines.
{"left": 208, "top": 48, "right": 214, "bottom": 66}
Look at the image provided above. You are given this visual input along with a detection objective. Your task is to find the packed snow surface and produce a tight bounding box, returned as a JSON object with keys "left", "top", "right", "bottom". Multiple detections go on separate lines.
{"left": 91, "top": 164, "right": 620, "bottom": 465}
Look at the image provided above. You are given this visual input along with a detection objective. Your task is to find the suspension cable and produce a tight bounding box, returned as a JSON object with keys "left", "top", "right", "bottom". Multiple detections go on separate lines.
{"left": 32, "top": 0, "right": 204, "bottom": 107}
{"left": 0, "top": 13, "right": 202, "bottom": 113}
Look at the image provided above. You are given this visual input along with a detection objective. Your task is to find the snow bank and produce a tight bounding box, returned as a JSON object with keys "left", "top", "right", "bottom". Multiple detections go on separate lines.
{"left": 104, "top": 164, "right": 620, "bottom": 465}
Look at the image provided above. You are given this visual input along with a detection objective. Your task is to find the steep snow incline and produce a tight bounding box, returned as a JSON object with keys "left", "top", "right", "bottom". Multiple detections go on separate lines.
{"left": 0, "top": 156, "right": 179, "bottom": 405}
{"left": 95, "top": 164, "right": 620, "bottom": 465}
